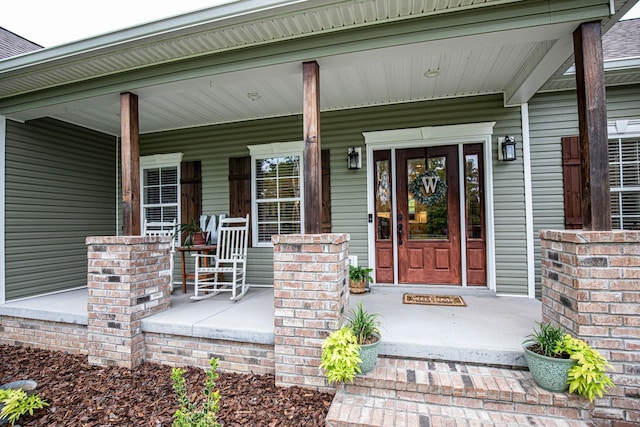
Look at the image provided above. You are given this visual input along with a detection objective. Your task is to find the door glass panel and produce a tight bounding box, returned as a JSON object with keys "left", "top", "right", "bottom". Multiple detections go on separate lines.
{"left": 376, "top": 159, "right": 391, "bottom": 240}
{"left": 408, "top": 156, "right": 448, "bottom": 240}
{"left": 465, "top": 153, "right": 482, "bottom": 239}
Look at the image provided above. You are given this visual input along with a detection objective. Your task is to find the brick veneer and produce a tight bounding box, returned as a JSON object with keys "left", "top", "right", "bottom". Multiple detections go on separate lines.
{"left": 0, "top": 317, "right": 87, "bottom": 354}
{"left": 540, "top": 230, "right": 640, "bottom": 427}
{"left": 272, "top": 233, "right": 350, "bottom": 392}
{"left": 86, "top": 236, "right": 172, "bottom": 368}
{"left": 145, "top": 332, "right": 275, "bottom": 374}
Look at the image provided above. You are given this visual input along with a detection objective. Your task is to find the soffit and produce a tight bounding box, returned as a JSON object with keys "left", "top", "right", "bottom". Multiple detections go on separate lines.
{"left": 0, "top": 0, "right": 516, "bottom": 99}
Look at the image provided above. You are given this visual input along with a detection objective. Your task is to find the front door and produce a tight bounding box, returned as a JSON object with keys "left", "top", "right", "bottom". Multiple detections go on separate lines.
{"left": 373, "top": 145, "right": 465, "bottom": 285}
{"left": 397, "top": 146, "right": 461, "bottom": 284}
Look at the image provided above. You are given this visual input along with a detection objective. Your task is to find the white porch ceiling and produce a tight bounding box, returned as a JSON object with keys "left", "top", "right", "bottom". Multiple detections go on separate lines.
{"left": 9, "top": 22, "right": 577, "bottom": 136}
{"left": 2, "top": 0, "right": 635, "bottom": 136}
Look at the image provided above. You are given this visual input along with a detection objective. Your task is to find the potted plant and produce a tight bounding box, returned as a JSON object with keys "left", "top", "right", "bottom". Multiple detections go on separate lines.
{"left": 523, "top": 322, "right": 614, "bottom": 400}
{"left": 319, "top": 303, "right": 382, "bottom": 384}
{"left": 178, "top": 217, "right": 208, "bottom": 248}
{"left": 345, "top": 302, "right": 382, "bottom": 374}
{"left": 349, "top": 265, "right": 373, "bottom": 294}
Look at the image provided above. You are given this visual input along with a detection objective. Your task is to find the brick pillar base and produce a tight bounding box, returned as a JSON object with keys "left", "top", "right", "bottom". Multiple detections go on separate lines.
{"left": 272, "top": 233, "right": 350, "bottom": 392}
{"left": 540, "top": 230, "right": 640, "bottom": 426}
{"left": 86, "top": 236, "right": 172, "bottom": 368}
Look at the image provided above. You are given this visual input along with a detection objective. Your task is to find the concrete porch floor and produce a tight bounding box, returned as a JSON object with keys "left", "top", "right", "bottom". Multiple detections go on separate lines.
{"left": 0, "top": 285, "right": 541, "bottom": 367}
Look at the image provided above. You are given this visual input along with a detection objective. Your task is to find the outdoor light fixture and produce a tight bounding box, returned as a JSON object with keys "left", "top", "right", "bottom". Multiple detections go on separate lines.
{"left": 347, "top": 146, "right": 362, "bottom": 170}
{"left": 500, "top": 136, "right": 517, "bottom": 161}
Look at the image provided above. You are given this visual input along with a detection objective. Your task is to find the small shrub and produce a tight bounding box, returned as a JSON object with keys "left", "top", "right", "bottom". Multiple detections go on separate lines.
{"left": 555, "top": 334, "right": 615, "bottom": 401}
{"left": 171, "top": 358, "right": 222, "bottom": 427}
{"left": 319, "top": 327, "right": 361, "bottom": 384}
{"left": 523, "top": 322, "right": 567, "bottom": 358}
{"left": 345, "top": 302, "right": 381, "bottom": 345}
{"left": 0, "top": 388, "right": 48, "bottom": 425}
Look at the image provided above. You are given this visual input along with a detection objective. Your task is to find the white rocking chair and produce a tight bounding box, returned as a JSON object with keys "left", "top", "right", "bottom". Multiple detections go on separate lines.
{"left": 143, "top": 218, "right": 177, "bottom": 287}
{"left": 190, "top": 214, "right": 249, "bottom": 301}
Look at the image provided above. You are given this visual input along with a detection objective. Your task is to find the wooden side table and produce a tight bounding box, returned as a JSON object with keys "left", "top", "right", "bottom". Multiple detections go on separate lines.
{"left": 176, "top": 245, "right": 217, "bottom": 293}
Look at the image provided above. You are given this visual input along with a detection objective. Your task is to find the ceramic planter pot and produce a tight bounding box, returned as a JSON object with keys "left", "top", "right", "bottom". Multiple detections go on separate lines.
{"left": 523, "top": 345, "right": 577, "bottom": 392}
{"left": 358, "top": 334, "right": 381, "bottom": 374}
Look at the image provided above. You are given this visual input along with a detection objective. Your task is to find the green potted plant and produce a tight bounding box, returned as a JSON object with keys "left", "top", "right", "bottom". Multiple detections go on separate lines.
{"left": 349, "top": 265, "right": 373, "bottom": 294}
{"left": 178, "top": 217, "right": 208, "bottom": 248}
{"left": 345, "top": 302, "right": 382, "bottom": 374}
{"left": 319, "top": 303, "right": 383, "bottom": 384}
{"left": 523, "top": 322, "right": 614, "bottom": 400}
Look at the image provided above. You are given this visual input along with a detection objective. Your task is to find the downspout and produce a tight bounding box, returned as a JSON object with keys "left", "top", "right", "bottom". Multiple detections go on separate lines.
{"left": 521, "top": 103, "right": 536, "bottom": 298}
{"left": 0, "top": 116, "right": 5, "bottom": 304}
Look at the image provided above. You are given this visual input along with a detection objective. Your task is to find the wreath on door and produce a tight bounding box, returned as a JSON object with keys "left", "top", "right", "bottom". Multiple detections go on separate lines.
{"left": 408, "top": 170, "right": 447, "bottom": 207}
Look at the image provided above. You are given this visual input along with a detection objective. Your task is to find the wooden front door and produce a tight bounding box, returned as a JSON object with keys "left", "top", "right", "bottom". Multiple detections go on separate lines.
{"left": 373, "top": 144, "right": 486, "bottom": 285}
{"left": 396, "top": 146, "right": 461, "bottom": 284}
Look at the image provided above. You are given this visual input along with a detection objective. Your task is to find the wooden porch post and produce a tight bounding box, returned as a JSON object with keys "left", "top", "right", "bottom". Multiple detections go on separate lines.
{"left": 120, "top": 92, "right": 141, "bottom": 236}
{"left": 573, "top": 21, "right": 611, "bottom": 231}
{"left": 303, "top": 61, "right": 322, "bottom": 234}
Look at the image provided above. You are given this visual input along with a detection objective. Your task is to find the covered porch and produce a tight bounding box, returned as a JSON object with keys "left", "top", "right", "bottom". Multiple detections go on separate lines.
{"left": 0, "top": 284, "right": 541, "bottom": 369}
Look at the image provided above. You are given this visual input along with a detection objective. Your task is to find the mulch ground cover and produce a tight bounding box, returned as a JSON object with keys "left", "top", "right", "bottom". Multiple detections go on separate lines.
{"left": 0, "top": 345, "right": 333, "bottom": 426}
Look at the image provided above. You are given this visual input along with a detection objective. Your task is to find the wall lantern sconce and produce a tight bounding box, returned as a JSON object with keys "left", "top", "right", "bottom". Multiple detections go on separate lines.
{"left": 347, "top": 146, "right": 362, "bottom": 170}
{"left": 499, "top": 136, "right": 517, "bottom": 161}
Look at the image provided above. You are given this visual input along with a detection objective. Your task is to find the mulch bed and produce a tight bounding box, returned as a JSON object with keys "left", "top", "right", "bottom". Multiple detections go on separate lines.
{"left": 0, "top": 345, "right": 333, "bottom": 426}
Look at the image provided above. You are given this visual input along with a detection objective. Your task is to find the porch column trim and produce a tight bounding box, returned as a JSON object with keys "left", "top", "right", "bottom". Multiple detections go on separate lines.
{"left": 521, "top": 103, "right": 536, "bottom": 298}
{"left": 120, "top": 92, "right": 141, "bottom": 236}
{"left": 573, "top": 21, "right": 611, "bottom": 231}
{"left": 302, "top": 61, "right": 322, "bottom": 234}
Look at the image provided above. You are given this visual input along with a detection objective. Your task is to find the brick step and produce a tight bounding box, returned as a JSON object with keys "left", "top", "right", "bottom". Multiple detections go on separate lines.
{"left": 325, "top": 358, "right": 594, "bottom": 426}
{"left": 325, "top": 393, "right": 593, "bottom": 427}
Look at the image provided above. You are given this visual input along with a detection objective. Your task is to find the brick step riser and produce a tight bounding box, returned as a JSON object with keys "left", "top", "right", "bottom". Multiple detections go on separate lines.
{"left": 337, "top": 388, "right": 592, "bottom": 421}
{"left": 326, "top": 393, "right": 594, "bottom": 427}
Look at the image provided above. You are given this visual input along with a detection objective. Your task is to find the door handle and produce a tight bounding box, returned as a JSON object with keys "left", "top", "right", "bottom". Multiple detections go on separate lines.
{"left": 397, "top": 222, "right": 403, "bottom": 246}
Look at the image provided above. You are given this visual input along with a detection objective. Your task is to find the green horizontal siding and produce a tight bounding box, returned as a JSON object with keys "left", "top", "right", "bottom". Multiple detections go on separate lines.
{"left": 142, "top": 94, "right": 529, "bottom": 294}
{"left": 528, "top": 83, "right": 640, "bottom": 298}
{"left": 5, "top": 118, "right": 116, "bottom": 300}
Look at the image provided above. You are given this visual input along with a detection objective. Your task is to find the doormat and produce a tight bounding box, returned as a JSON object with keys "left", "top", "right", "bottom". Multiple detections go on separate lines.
{"left": 402, "top": 294, "right": 466, "bottom": 307}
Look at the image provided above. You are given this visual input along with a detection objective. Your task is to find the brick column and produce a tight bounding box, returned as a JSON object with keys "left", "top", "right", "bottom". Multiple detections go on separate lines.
{"left": 86, "top": 236, "right": 172, "bottom": 368}
{"left": 540, "top": 230, "right": 640, "bottom": 427}
{"left": 272, "top": 233, "right": 350, "bottom": 392}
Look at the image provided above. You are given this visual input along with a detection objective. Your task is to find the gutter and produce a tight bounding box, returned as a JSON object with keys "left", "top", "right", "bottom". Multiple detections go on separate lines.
{"left": 0, "top": 0, "right": 325, "bottom": 73}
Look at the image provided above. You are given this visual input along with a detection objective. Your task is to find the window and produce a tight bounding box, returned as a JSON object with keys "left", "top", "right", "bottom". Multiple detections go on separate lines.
{"left": 249, "top": 142, "right": 304, "bottom": 246}
{"left": 609, "top": 137, "right": 640, "bottom": 230}
{"left": 140, "top": 153, "right": 183, "bottom": 225}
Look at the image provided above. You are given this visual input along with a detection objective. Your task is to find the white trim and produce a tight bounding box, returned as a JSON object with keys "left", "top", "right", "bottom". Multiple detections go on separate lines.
{"left": 363, "top": 122, "right": 496, "bottom": 287}
{"left": 484, "top": 138, "right": 496, "bottom": 291}
{"left": 248, "top": 141, "right": 303, "bottom": 156}
{"left": 458, "top": 143, "right": 467, "bottom": 287}
{"left": 249, "top": 141, "right": 304, "bottom": 247}
{"left": 607, "top": 119, "right": 640, "bottom": 138}
{"left": 115, "top": 137, "right": 120, "bottom": 235}
{"left": 139, "top": 152, "right": 183, "bottom": 230}
{"left": 140, "top": 152, "right": 184, "bottom": 167}
{"left": 363, "top": 122, "right": 497, "bottom": 146}
{"left": 521, "top": 103, "right": 536, "bottom": 298}
{"left": 0, "top": 116, "right": 5, "bottom": 304}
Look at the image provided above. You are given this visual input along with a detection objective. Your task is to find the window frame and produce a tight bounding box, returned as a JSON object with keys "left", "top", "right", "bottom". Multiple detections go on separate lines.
{"left": 608, "top": 120, "right": 640, "bottom": 230}
{"left": 139, "top": 152, "right": 183, "bottom": 228}
{"left": 248, "top": 141, "right": 304, "bottom": 247}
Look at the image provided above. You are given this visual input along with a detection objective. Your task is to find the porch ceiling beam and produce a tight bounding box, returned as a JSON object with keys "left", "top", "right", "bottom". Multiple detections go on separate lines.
{"left": 503, "top": 35, "right": 574, "bottom": 106}
{"left": 574, "top": 21, "right": 611, "bottom": 231}
{"left": 120, "top": 92, "right": 141, "bottom": 236}
{"left": 303, "top": 61, "right": 322, "bottom": 234}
